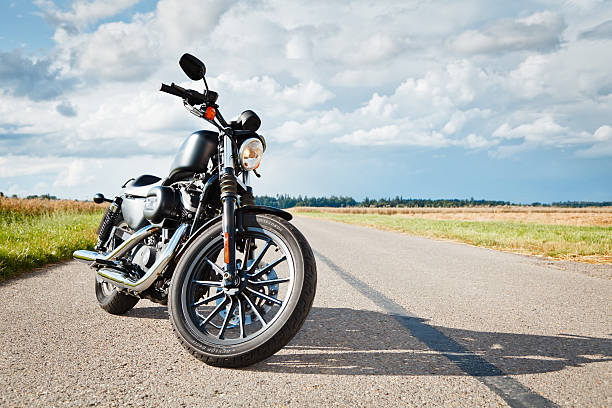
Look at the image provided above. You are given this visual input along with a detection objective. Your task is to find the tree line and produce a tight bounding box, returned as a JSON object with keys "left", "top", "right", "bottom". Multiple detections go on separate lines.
{"left": 3, "top": 192, "right": 610, "bottom": 208}
{"left": 255, "top": 194, "right": 612, "bottom": 209}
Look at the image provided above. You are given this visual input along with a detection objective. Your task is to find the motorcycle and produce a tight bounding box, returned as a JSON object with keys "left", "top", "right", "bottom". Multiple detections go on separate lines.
{"left": 73, "top": 53, "right": 317, "bottom": 368}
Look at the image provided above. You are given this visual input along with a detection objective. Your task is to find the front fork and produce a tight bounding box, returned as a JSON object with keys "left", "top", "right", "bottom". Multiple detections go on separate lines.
{"left": 219, "top": 131, "right": 251, "bottom": 286}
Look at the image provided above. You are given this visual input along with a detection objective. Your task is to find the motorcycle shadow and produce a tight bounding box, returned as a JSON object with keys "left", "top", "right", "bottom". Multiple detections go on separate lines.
{"left": 126, "top": 306, "right": 168, "bottom": 320}
{"left": 248, "top": 307, "right": 612, "bottom": 376}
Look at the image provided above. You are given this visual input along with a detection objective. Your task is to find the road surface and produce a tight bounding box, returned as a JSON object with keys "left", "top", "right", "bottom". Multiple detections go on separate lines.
{"left": 1, "top": 216, "right": 610, "bottom": 407}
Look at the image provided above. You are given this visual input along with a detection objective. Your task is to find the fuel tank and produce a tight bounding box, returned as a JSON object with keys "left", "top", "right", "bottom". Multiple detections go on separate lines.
{"left": 168, "top": 130, "right": 218, "bottom": 183}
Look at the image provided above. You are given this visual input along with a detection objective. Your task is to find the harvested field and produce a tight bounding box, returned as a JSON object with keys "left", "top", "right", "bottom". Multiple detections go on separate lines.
{"left": 292, "top": 208, "right": 612, "bottom": 264}
{"left": 291, "top": 206, "right": 612, "bottom": 227}
{"left": 0, "top": 196, "right": 101, "bottom": 216}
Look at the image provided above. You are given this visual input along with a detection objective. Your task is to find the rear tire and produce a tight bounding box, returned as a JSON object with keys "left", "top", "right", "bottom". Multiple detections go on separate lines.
{"left": 94, "top": 217, "right": 140, "bottom": 315}
{"left": 95, "top": 280, "right": 140, "bottom": 315}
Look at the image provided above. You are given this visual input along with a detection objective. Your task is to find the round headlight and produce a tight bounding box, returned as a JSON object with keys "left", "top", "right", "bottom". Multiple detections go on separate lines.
{"left": 239, "top": 138, "right": 264, "bottom": 171}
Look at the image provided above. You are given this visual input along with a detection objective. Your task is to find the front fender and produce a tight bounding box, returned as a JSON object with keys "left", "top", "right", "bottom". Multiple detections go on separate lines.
{"left": 236, "top": 205, "right": 292, "bottom": 221}
{"left": 172, "top": 205, "right": 291, "bottom": 264}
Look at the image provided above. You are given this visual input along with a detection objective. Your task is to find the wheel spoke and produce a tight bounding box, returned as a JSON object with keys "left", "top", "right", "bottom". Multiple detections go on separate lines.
{"left": 192, "top": 280, "right": 222, "bottom": 287}
{"left": 218, "top": 298, "right": 236, "bottom": 339}
{"left": 248, "top": 277, "right": 290, "bottom": 287}
{"left": 247, "top": 239, "right": 273, "bottom": 274}
{"left": 203, "top": 257, "right": 224, "bottom": 276}
{"left": 246, "top": 287, "right": 283, "bottom": 306}
{"left": 249, "top": 255, "right": 287, "bottom": 279}
{"left": 238, "top": 297, "right": 246, "bottom": 338}
{"left": 199, "top": 296, "right": 229, "bottom": 327}
{"left": 242, "top": 238, "right": 252, "bottom": 270}
{"left": 191, "top": 290, "right": 224, "bottom": 307}
{"left": 242, "top": 293, "right": 267, "bottom": 327}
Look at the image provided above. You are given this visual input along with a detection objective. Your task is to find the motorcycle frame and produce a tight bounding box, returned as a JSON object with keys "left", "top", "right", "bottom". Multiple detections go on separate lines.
{"left": 76, "top": 83, "right": 294, "bottom": 295}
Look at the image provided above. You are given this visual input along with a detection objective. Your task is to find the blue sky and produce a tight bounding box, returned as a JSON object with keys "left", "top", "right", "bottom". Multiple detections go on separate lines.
{"left": 1, "top": 0, "right": 611, "bottom": 203}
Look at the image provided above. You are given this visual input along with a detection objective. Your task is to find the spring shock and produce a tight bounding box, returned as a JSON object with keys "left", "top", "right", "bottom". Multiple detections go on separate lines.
{"left": 95, "top": 197, "right": 123, "bottom": 251}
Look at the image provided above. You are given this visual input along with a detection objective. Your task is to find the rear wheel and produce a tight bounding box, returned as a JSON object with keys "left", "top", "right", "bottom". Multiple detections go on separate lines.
{"left": 168, "top": 214, "right": 317, "bottom": 367}
{"left": 95, "top": 218, "right": 140, "bottom": 315}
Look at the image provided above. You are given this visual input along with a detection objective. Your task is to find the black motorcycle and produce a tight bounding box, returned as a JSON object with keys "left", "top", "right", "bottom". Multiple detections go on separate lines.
{"left": 74, "top": 54, "right": 317, "bottom": 368}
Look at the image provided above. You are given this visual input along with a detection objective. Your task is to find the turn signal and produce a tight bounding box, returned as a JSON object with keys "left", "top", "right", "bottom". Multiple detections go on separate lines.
{"left": 205, "top": 106, "right": 216, "bottom": 120}
{"left": 224, "top": 232, "right": 229, "bottom": 264}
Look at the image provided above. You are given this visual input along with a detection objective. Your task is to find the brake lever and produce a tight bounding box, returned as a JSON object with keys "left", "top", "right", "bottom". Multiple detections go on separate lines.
{"left": 183, "top": 100, "right": 204, "bottom": 118}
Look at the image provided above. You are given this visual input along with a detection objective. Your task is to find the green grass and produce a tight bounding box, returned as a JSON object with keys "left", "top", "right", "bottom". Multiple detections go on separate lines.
{"left": 296, "top": 210, "right": 612, "bottom": 262}
{"left": 0, "top": 210, "right": 104, "bottom": 281}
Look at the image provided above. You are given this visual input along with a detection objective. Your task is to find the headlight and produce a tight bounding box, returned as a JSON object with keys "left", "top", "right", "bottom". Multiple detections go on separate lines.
{"left": 239, "top": 137, "right": 264, "bottom": 171}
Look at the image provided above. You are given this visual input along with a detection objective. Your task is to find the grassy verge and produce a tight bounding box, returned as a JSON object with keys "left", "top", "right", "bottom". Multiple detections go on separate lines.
{"left": 0, "top": 199, "right": 104, "bottom": 281}
{"left": 294, "top": 210, "right": 612, "bottom": 263}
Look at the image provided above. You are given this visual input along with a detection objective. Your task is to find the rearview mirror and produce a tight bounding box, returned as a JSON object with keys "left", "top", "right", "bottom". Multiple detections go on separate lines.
{"left": 179, "top": 53, "right": 206, "bottom": 81}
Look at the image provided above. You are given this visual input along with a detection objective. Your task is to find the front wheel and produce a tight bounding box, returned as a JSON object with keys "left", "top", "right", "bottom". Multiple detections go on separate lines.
{"left": 168, "top": 214, "right": 317, "bottom": 367}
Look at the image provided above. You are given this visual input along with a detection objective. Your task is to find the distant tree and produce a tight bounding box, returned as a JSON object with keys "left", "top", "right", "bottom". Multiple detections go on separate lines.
{"left": 254, "top": 195, "right": 610, "bottom": 209}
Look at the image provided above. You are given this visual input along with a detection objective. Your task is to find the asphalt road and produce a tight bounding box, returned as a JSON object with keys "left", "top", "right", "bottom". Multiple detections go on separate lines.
{"left": 1, "top": 216, "right": 610, "bottom": 407}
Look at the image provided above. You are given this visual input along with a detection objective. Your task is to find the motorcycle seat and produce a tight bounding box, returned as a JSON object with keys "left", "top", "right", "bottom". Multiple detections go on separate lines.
{"left": 123, "top": 174, "right": 162, "bottom": 198}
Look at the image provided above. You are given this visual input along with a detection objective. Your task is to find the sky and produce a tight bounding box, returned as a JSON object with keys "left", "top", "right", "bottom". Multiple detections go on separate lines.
{"left": 0, "top": 0, "right": 611, "bottom": 203}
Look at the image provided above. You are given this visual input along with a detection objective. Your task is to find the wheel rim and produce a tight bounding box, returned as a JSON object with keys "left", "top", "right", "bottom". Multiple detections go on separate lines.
{"left": 180, "top": 227, "right": 296, "bottom": 346}
{"left": 99, "top": 281, "right": 115, "bottom": 296}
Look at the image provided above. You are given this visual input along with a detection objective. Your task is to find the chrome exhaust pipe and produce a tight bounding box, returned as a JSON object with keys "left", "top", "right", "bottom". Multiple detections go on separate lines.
{"left": 73, "top": 225, "right": 160, "bottom": 265}
{"left": 96, "top": 224, "right": 189, "bottom": 293}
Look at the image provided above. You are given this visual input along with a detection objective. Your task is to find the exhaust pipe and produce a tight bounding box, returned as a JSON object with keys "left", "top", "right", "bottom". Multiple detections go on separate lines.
{"left": 73, "top": 224, "right": 160, "bottom": 265}
{"left": 96, "top": 224, "right": 189, "bottom": 292}
{"left": 73, "top": 224, "right": 188, "bottom": 293}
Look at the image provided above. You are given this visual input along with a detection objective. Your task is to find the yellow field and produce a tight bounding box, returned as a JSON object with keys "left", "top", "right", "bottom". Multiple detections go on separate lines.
{"left": 291, "top": 206, "right": 612, "bottom": 227}
{"left": 0, "top": 196, "right": 102, "bottom": 216}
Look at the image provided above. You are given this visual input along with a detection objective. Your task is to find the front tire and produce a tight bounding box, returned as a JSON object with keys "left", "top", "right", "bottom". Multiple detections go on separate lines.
{"left": 168, "top": 214, "right": 317, "bottom": 368}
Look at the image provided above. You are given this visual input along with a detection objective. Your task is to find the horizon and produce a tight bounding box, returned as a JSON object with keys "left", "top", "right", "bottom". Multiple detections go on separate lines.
{"left": 3, "top": 191, "right": 611, "bottom": 208}
{"left": 1, "top": 1, "right": 611, "bottom": 203}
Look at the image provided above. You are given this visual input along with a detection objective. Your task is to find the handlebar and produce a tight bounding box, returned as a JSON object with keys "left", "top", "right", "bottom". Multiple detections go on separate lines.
{"left": 160, "top": 83, "right": 218, "bottom": 106}
{"left": 160, "top": 82, "right": 227, "bottom": 128}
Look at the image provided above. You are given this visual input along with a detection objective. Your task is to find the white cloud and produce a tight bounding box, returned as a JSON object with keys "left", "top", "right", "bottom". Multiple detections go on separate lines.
{"left": 332, "top": 125, "right": 401, "bottom": 146}
{"left": 285, "top": 35, "right": 311, "bottom": 60}
{"left": 492, "top": 116, "right": 568, "bottom": 143}
{"left": 442, "top": 109, "right": 491, "bottom": 135}
{"left": 2, "top": 0, "right": 612, "bottom": 200}
{"left": 508, "top": 39, "right": 612, "bottom": 100}
{"left": 35, "top": 0, "right": 142, "bottom": 30}
{"left": 579, "top": 19, "right": 612, "bottom": 39}
{"left": 449, "top": 11, "right": 566, "bottom": 54}
{"left": 576, "top": 125, "right": 612, "bottom": 157}
{"left": 593, "top": 125, "right": 612, "bottom": 140}
{"left": 0, "top": 155, "right": 65, "bottom": 178}
{"left": 155, "top": 0, "right": 231, "bottom": 48}
{"left": 281, "top": 80, "right": 335, "bottom": 108}
{"left": 53, "top": 159, "right": 90, "bottom": 187}
{"left": 462, "top": 133, "right": 495, "bottom": 149}
{"left": 76, "top": 19, "right": 160, "bottom": 81}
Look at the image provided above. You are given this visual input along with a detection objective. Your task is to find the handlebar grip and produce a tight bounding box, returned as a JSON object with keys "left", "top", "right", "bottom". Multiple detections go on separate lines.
{"left": 160, "top": 83, "right": 186, "bottom": 98}
{"left": 160, "top": 83, "right": 206, "bottom": 105}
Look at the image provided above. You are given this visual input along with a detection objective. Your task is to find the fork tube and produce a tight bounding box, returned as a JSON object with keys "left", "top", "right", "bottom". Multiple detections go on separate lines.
{"left": 220, "top": 131, "right": 237, "bottom": 282}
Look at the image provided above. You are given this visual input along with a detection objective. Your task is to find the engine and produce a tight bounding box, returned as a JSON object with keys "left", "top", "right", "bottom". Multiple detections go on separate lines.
{"left": 143, "top": 183, "right": 201, "bottom": 224}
